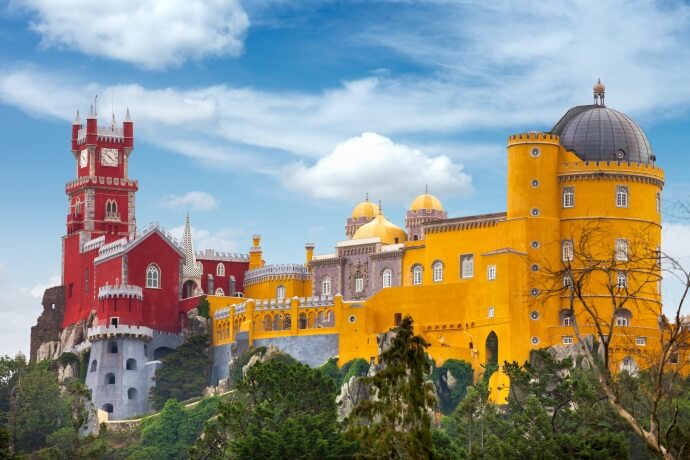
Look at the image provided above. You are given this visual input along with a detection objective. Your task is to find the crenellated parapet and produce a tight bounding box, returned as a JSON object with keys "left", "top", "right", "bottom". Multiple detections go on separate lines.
{"left": 87, "top": 324, "right": 154, "bottom": 341}
{"left": 82, "top": 235, "right": 106, "bottom": 252}
{"left": 244, "top": 264, "right": 311, "bottom": 286}
{"left": 98, "top": 284, "right": 143, "bottom": 300}
{"left": 507, "top": 131, "right": 561, "bottom": 146}
{"left": 195, "top": 248, "right": 249, "bottom": 262}
{"left": 424, "top": 212, "right": 506, "bottom": 235}
{"left": 557, "top": 160, "right": 664, "bottom": 187}
{"left": 76, "top": 125, "right": 125, "bottom": 144}
{"left": 66, "top": 176, "right": 139, "bottom": 193}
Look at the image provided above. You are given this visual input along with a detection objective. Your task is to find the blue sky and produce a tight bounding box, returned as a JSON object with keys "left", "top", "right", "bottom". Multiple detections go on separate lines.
{"left": 1, "top": 0, "right": 690, "bottom": 357}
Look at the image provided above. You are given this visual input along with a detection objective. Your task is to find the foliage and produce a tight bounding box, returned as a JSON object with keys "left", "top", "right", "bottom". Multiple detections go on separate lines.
{"left": 0, "top": 425, "right": 14, "bottom": 460}
{"left": 192, "top": 358, "right": 354, "bottom": 459}
{"left": 0, "top": 355, "right": 26, "bottom": 416}
{"left": 150, "top": 334, "right": 211, "bottom": 410}
{"left": 78, "top": 350, "right": 90, "bottom": 384}
{"left": 124, "top": 397, "right": 218, "bottom": 460}
{"left": 9, "top": 362, "right": 71, "bottom": 453}
{"left": 319, "top": 357, "right": 370, "bottom": 389}
{"left": 196, "top": 297, "right": 210, "bottom": 320}
{"left": 227, "top": 346, "right": 266, "bottom": 388}
{"left": 57, "top": 352, "right": 78, "bottom": 368}
{"left": 345, "top": 316, "right": 436, "bottom": 459}
{"left": 430, "top": 359, "right": 473, "bottom": 415}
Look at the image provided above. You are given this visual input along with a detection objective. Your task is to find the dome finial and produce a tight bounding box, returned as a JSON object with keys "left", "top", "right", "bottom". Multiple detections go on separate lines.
{"left": 378, "top": 200, "right": 383, "bottom": 215}
{"left": 593, "top": 78, "right": 605, "bottom": 106}
{"left": 425, "top": 184, "right": 428, "bottom": 194}
{"left": 365, "top": 192, "right": 369, "bottom": 202}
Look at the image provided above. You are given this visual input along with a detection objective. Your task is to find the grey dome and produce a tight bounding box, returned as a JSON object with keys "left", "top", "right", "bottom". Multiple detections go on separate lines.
{"left": 551, "top": 105, "right": 654, "bottom": 164}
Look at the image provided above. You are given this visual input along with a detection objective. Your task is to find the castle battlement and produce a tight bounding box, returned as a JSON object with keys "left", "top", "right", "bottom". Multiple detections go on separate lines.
{"left": 77, "top": 125, "right": 125, "bottom": 144}
{"left": 66, "top": 175, "right": 138, "bottom": 192}
{"left": 87, "top": 324, "right": 154, "bottom": 341}
{"left": 244, "top": 264, "right": 311, "bottom": 285}
{"left": 558, "top": 160, "right": 664, "bottom": 175}
{"left": 195, "top": 248, "right": 249, "bottom": 262}
{"left": 98, "top": 284, "right": 144, "bottom": 300}
{"left": 507, "top": 131, "right": 560, "bottom": 146}
{"left": 82, "top": 235, "right": 106, "bottom": 252}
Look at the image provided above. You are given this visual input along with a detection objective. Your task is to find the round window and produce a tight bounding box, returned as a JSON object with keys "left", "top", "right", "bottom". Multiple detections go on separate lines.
{"left": 348, "top": 315, "right": 357, "bottom": 324}
{"left": 530, "top": 311, "right": 540, "bottom": 320}
{"left": 531, "top": 179, "right": 539, "bottom": 188}
{"left": 530, "top": 208, "right": 540, "bottom": 217}
{"left": 530, "top": 288, "right": 540, "bottom": 297}
{"left": 531, "top": 240, "right": 540, "bottom": 249}
{"left": 531, "top": 147, "right": 540, "bottom": 157}
{"left": 531, "top": 336, "right": 540, "bottom": 345}
{"left": 531, "top": 264, "right": 539, "bottom": 272}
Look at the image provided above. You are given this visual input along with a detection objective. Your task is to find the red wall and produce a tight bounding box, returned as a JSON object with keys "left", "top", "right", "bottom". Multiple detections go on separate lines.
{"left": 198, "top": 259, "right": 248, "bottom": 295}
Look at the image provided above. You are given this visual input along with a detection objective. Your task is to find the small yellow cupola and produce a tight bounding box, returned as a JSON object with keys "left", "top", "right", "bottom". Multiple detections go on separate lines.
{"left": 351, "top": 193, "right": 380, "bottom": 220}
{"left": 353, "top": 203, "right": 407, "bottom": 245}
{"left": 410, "top": 186, "right": 444, "bottom": 212}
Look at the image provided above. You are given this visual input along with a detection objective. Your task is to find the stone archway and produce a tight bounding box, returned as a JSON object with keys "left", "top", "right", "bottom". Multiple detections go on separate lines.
{"left": 182, "top": 280, "right": 197, "bottom": 298}
{"left": 485, "top": 331, "right": 498, "bottom": 367}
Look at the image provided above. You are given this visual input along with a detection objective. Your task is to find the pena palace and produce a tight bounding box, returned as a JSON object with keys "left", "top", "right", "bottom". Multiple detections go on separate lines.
{"left": 34, "top": 81, "right": 670, "bottom": 420}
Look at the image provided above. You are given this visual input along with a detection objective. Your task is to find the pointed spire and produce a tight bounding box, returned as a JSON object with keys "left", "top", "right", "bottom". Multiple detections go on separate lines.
{"left": 365, "top": 192, "right": 369, "bottom": 202}
{"left": 111, "top": 112, "right": 116, "bottom": 129}
{"left": 181, "top": 213, "right": 202, "bottom": 279}
{"left": 73, "top": 110, "right": 81, "bottom": 125}
{"left": 87, "top": 104, "right": 96, "bottom": 119}
{"left": 124, "top": 107, "right": 131, "bottom": 122}
{"left": 425, "top": 184, "right": 429, "bottom": 194}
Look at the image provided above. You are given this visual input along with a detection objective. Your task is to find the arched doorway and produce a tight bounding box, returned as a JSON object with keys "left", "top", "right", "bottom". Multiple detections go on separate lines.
{"left": 183, "top": 280, "right": 197, "bottom": 298}
{"left": 485, "top": 331, "right": 498, "bottom": 368}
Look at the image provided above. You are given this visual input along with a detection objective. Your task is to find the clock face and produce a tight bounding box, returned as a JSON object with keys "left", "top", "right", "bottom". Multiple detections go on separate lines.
{"left": 79, "top": 149, "right": 88, "bottom": 168}
{"left": 101, "top": 148, "right": 119, "bottom": 167}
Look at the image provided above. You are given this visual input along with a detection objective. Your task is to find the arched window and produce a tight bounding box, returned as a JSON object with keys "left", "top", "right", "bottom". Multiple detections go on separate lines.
{"left": 562, "top": 240, "right": 574, "bottom": 262}
{"left": 284, "top": 314, "right": 292, "bottom": 330}
{"left": 562, "top": 186, "right": 575, "bottom": 208}
{"left": 656, "top": 192, "right": 661, "bottom": 213}
{"left": 432, "top": 261, "right": 443, "bottom": 283}
{"left": 615, "top": 239, "right": 628, "bottom": 261}
{"left": 485, "top": 331, "right": 498, "bottom": 368}
{"left": 563, "top": 274, "right": 572, "bottom": 288}
{"left": 326, "top": 311, "right": 335, "bottom": 327}
{"left": 412, "top": 265, "right": 423, "bottom": 285}
{"left": 273, "top": 314, "right": 283, "bottom": 331}
{"left": 215, "top": 287, "right": 225, "bottom": 296}
{"left": 298, "top": 313, "right": 307, "bottom": 329}
{"left": 102, "top": 403, "right": 113, "bottom": 413}
{"left": 615, "top": 309, "right": 632, "bottom": 326}
{"left": 560, "top": 309, "right": 573, "bottom": 326}
{"left": 75, "top": 198, "right": 82, "bottom": 215}
{"left": 128, "top": 388, "right": 138, "bottom": 400}
{"left": 108, "top": 341, "right": 118, "bottom": 354}
{"left": 216, "top": 263, "right": 225, "bottom": 277}
{"left": 263, "top": 315, "right": 272, "bottom": 332}
{"left": 90, "top": 360, "right": 97, "bottom": 372}
{"left": 460, "top": 255, "right": 473, "bottom": 278}
{"left": 616, "top": 186, "right": 629, "bottom": 208}
{"left": 322, "top": 276, "right": 332, "bottom": 296}
{"left": 382, "top": 269, "right": 392, "bottom": 288}
{"left": 126, "top": 358, "right": 137, "bottom": 371}
{"left": 105, "top": 199, "right": 118, "bottom": 217}
{"left": 617, "top": 272, "right": 628, "bottom": 289}
{"left": 105, "top": 373, "right": 115, "bottom": 384}
{"left": 308, "top": 312, "right": 315, "bottom": 328}
{"left": 276, "top": 285, "right": 286, "bottom": 299}
{"left": 146, "top": 264, "right": 160, "bottom": 288}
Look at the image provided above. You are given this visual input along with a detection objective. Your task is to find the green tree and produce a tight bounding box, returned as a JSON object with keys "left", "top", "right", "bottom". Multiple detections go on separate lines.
{"left": 345, "top": 316, "right": 436, "bottom": 459}
{"left": 192, "top": 358, "right": 354, "bottom": 459}
{"left": 431, "top": 359, "right": 473, "bottom": 414}
{"left": 9, "top": 362, "right": 71, "bottom": 453}
{"left": 150, "top": 334, "right": 212, "bottom": 410}
{"left": 0, "top": 355, "right": 26, "bottom": 415}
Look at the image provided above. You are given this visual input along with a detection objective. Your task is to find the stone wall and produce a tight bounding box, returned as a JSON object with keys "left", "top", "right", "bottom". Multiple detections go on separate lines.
{"left": 30, "top": 286, "right": 65, "bottom": 363}
{"left": 253, "top": 334, "right": 338, "bottom": 367}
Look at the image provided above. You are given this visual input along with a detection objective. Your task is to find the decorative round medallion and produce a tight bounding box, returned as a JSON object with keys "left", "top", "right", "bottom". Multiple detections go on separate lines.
{"left": 531, "top": 147, "right": 540, "bottom": 157}
{"left": 530, "top": 208, "right": 540, "bottom": 217}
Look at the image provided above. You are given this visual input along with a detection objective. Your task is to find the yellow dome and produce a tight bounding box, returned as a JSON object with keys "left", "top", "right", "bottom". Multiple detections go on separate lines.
{"left": 351, "top": 198, "right": 380, "bottom": 219}
{"left": 353, "top": 213, "right": 407, "bottom": 244}
{"left": 410, "top": 193, "right": 444, "bottom": 212}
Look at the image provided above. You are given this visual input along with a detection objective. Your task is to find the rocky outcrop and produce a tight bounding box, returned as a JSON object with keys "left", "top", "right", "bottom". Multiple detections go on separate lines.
{"left": 184, "top": 308, "right": 210, "bottom": 339}
{"left": 30, "top": 286, "right": 65, "bottom": 363}
{"left": 336, "top": 375, "right": 371, "bottom": 422}
{"left": 546, "top": 335, "right": 601, "bottom": 371}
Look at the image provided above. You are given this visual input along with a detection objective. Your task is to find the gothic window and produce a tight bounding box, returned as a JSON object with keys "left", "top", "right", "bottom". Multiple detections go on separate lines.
{"left": 412, "top": 265, "right": 423, "bottom": 285}
{"left": 433, "top": 261, "right": 444, "bottom": 282}
{"left": 488, "top": 306, "right": 495, "bottom": 318}
{"left": 616, "top": 186, "right": 629, "bottom": 208}
{"left": 273, "top": 314, "right": 283, "bottom": 331}
{"left": 146, "top": 264, "right": 160, "bottom": 288}
{"left": 284, "top": 314, "right": 292, "bottom": 330}
{"left": 615, "top": 239, "right": 628, "bottom": 261}
{"left": 105, "top": 199, "right": 118, "bottom": 217}
{"left": 562, "top": 240, "right": 574, "bottom": 262}
{"left": 276, "top": 285, "right": 285, "bottom": 299}
{"left": 487, "top": 265, "right": 496, "bottom": 281}
{"left": 354, "top": 276, "right": 364, "bottom": 292}
{"left": 460, "top": 255, "right": 474, "bottom": 278}
{"left": 326, "top": 311, "right": 335, "bottom": 327}
{"left": 263, "top": 315, "right": 272, "bottom": 332}
{"left": 322, "top": 276, "right": 332, "bottom": 296}
{"left": 298, "top": 313, "right": 307, "bottom": 329}
{"left": 75, "top": 198, "right": 82, "bottom": 215}
{"left": 215, "top": 287, "right": 225, "bottom": 296}
{"left": 617, "top": 272, "right": 628, "bottom": 289}
{"left": 615, "top": 309, "right": 632, "bottom": 326}
{"left": 382, "top": 269, "right": 392, "bottom": 288}
{"left": 216, "top": 263, "right": 225, "bottom": 277}
{"left": 317, "top": 311, "right": 325, "bottom": 327}
{"left": 562, "top": 186, "right": 574, "bottom": 208}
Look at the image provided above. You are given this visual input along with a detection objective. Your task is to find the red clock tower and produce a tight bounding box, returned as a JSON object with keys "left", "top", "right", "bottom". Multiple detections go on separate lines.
{"left": 62, "top": 106, "right": 138, "bottom": 326}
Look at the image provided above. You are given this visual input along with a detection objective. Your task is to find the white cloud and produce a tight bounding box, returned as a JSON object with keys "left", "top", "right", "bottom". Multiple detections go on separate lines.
{"left": 15, "top": 0, "right": 249, "bottom": 69}
{"left": 28, "top": 275, "right": 61, "bottom": 299}
{"left": 159, "top": 191, "right": 218, "bottom": 211}
{"left": 662, "top": 222, "right": 690, "bottom": 317}
{"left": 283, "top": 132, "right": 472, "bottom": 203}
{"left": 169, "top": 225, "right": 243, "bottom": 253}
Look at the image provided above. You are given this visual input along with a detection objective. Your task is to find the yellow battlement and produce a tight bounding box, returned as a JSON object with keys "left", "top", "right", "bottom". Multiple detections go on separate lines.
{"left": 558, "top": 160, "right": 665, "bottom": 180}
{"left": 507, "top": 131, "right": 561, "bottom": 146}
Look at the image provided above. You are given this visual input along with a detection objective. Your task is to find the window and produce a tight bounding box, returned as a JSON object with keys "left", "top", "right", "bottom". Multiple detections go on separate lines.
{"left": 562, "top": 186, "right": 574, "bottom": 208}
{"left": 108, "top": 341, "right": 118, "bottom": 354}
{"left": 276, "top": 285, "right": 285, "bottom": 299}
{"left": 105, "top": 373, "right": 115, "bottom": 384}
{"left": 636, "top": 337, "right": 647, "bottom": 346}
{"left": 560, "top": 309, "right": 573, "bottom": 326}
{"left": 615, "top": 309, "right": 632, "bottom": 326}
{"left": 146, "top": 264, "right": 160, "bottom": 288}
{"left": 460, "top": 255, "right": 474, "bottom": 279}
{"left": 215, "top": 287, "right": 225, "bottom": 296}
{"left": 382, "top": 269, "right": 392, "bottom": 288}
{"left": 530, "top": 311, "right": 540, "bottom": 320}
{"left": 298, "top": 313, "right": 307, "bottom": 329}
{"left": 487, "top": 265, "right": 496, "bottom": 281}
{"left": 617, "top": 272, "right": 628, "bottom": 289}
{"left": 128, "top": 388, "right": 138, "bottom": 400}
{"left": 531, "top": 179, "right": 539, "bottom": 188}
{"left": 105, "top": 199, "right": 118, "bottom": 217}
{"left": 615, "top": 239, "right": 628, "bottom": 261}
{"left": 412, "top": 265, "right": 423, "bottom": 285}
{"left": 563, "top": 274, "right": 572, "bottom": 288}
{"left": 102, "top": 404, "right": 114, "bottom": 413}
{"left": 530, "top": 208, "right": 540, "bottom": 216}
{"left": 531, "top": 147, "right": 540, "bottom": 157}
{"left": 126, "top": 358, "right": 137, "bottom": 370}
{"left": 216, "top": 263, "right": 225, "bottom": 277}
{"left": 562, "top": 240, "right": 574, "bottom": 262}
{"left": 355, "top": 277, "right": 364, "bottom": 292}
{"left": 656, "top": 192, "right": 661, "bottom": 213}
{"left": 394, "top": 313, "right": 402, "bottom": 326}
{"left": 432, "top": 261, "right": 443, "bottom": 282}
{"left": 75, "top": 198, "right": 82, "bottom": 215}
{"left": 616, "top": 186, "right": 629, "bottom": 208}
{"left": 322, "top": 276, "right": 332, "bottom": 296}
{"left": 90, "top": 360, "right": 97, "bottom": 372}
{"left": 488, "top": 306, "right": 495, "bottom": 318}
{"left": 562, "top": 336, "right": 574, "bottom": 345}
